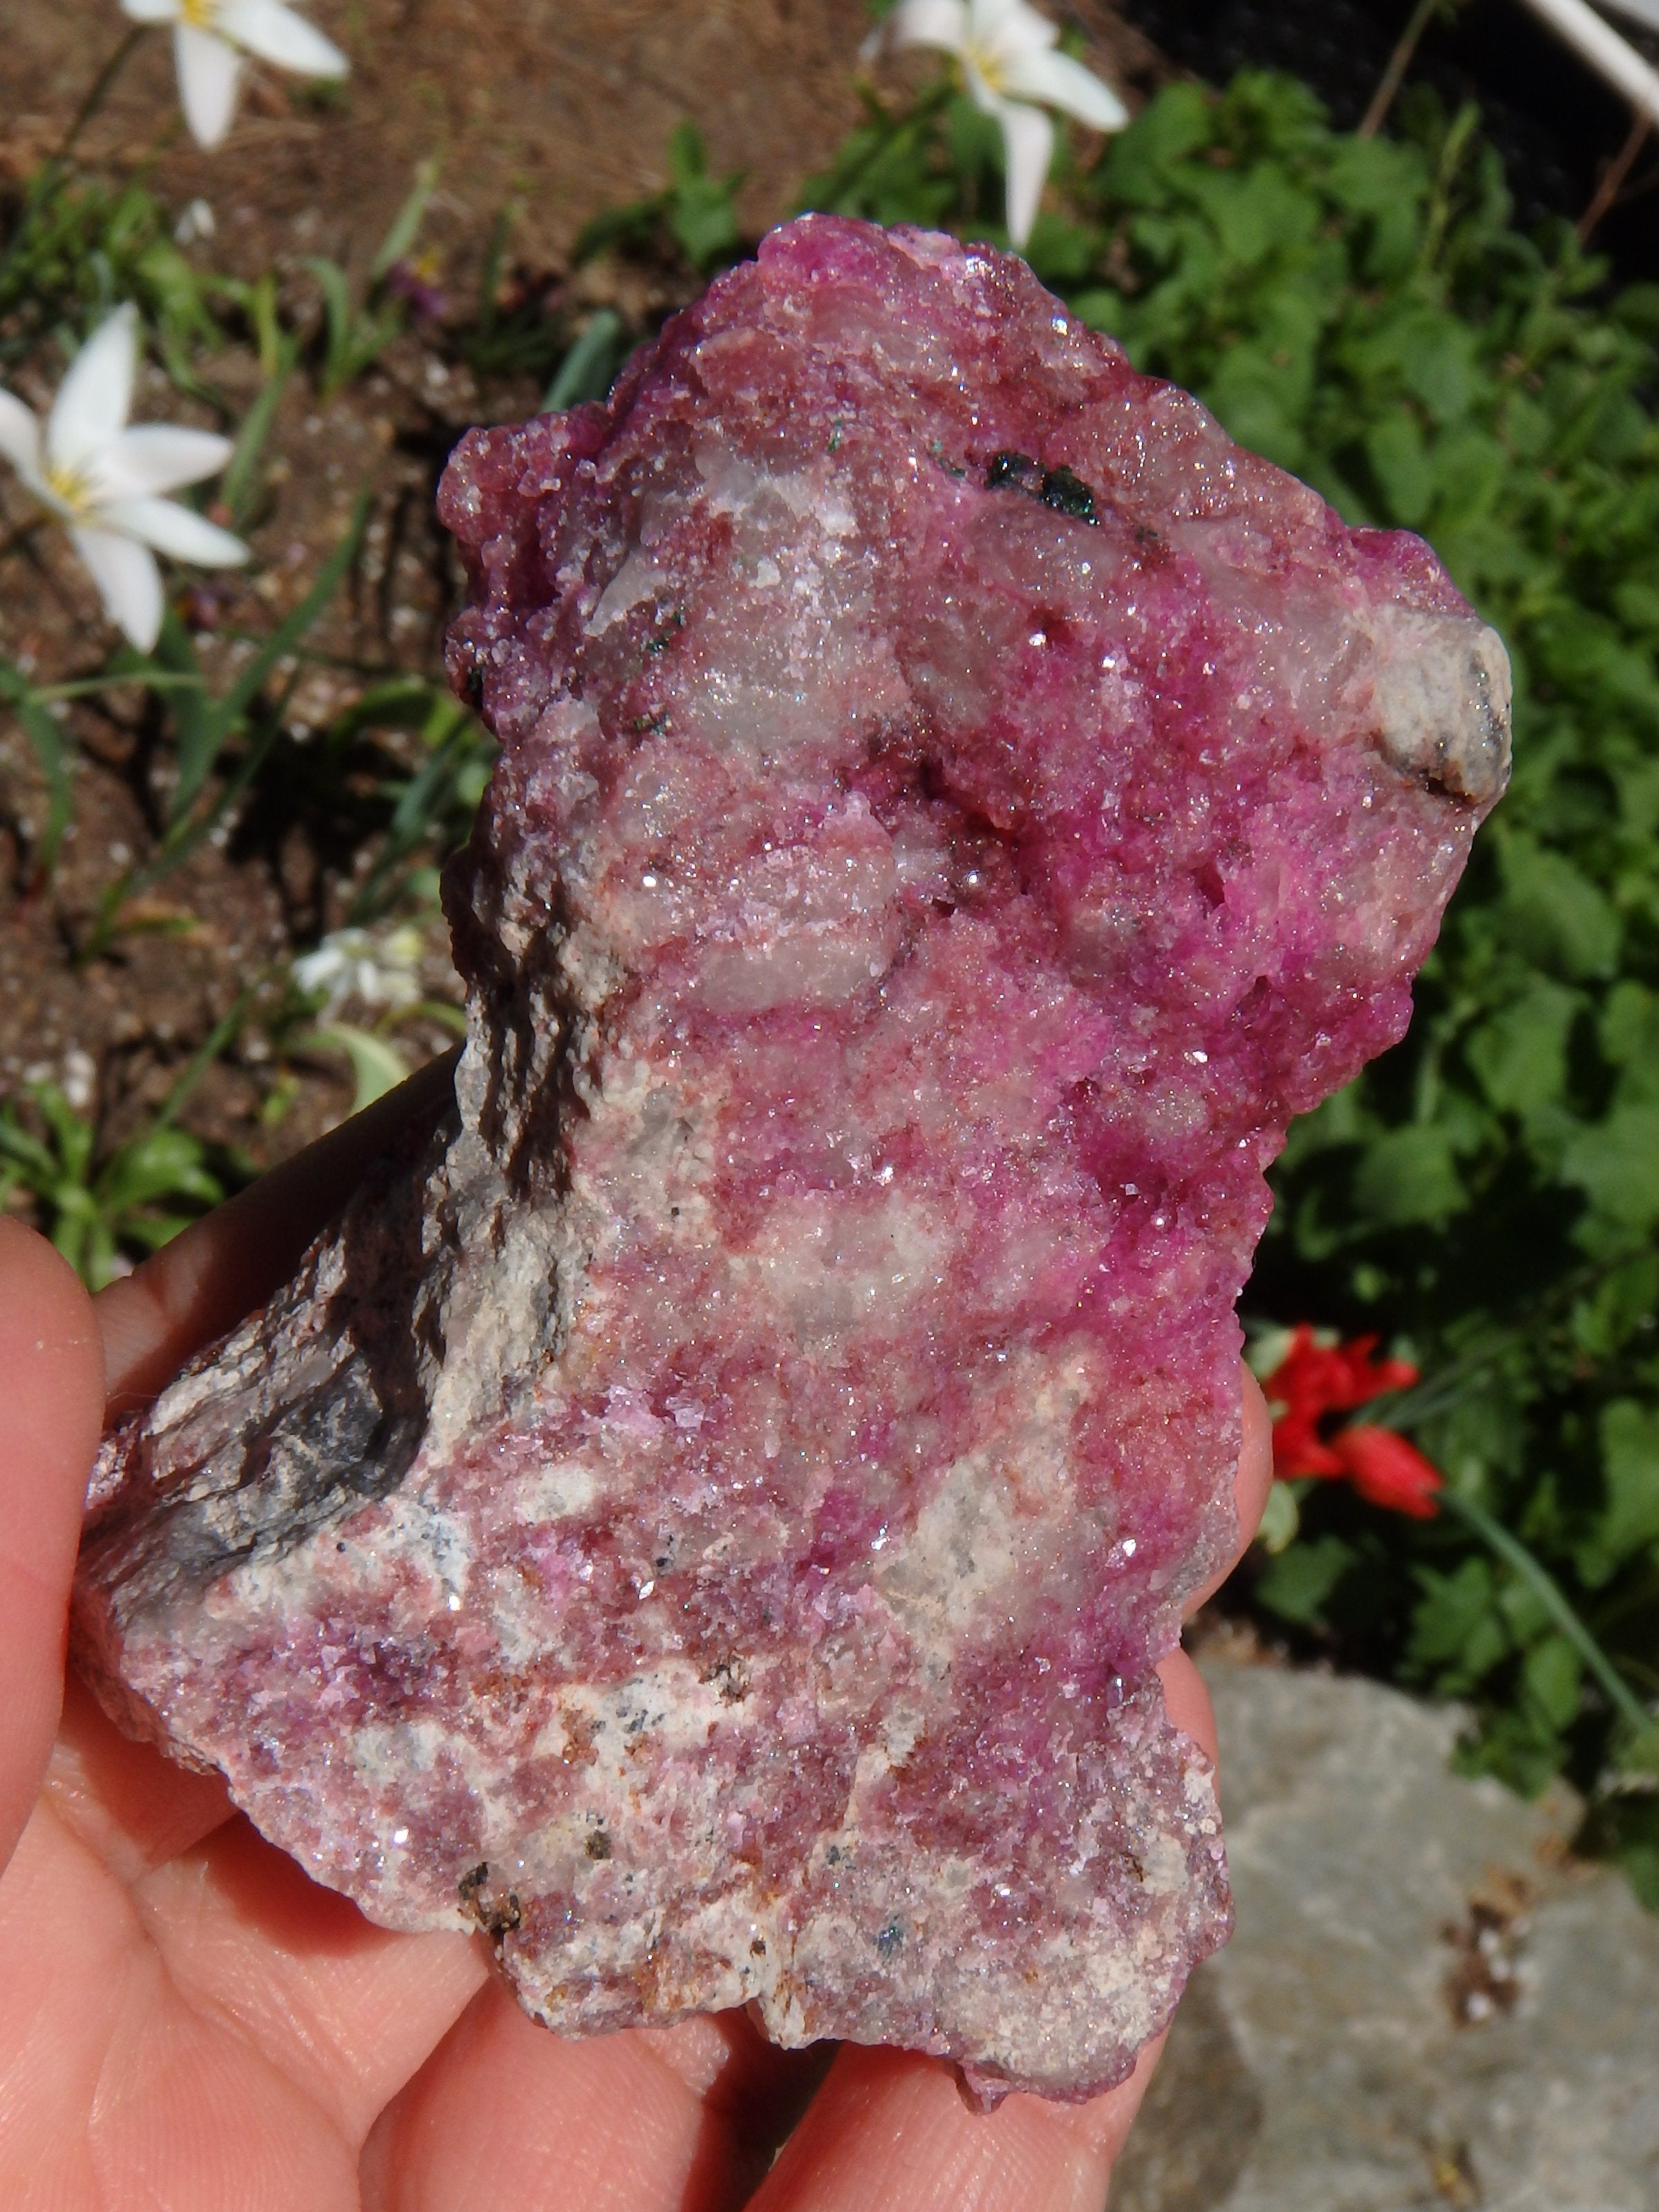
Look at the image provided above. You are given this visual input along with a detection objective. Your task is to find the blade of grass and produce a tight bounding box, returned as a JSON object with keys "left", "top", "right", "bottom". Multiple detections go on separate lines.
{"left": 149, "top": 610, "right": 213, "bottom": 822}
{"left": 544, "top": 308, "right": 623, "bottom": 411}
{"left": 221, "top": 349, "right": 295, "bottom": 532}
{"left": 149, "top": 986, "right": 254, "bottom": 1134}
{"left": 475, "top": 204, "right": 514, "bottom": 343}
{"left": 200, "top": 489, "right": 371, "bottom": 753}
{"left": 308, "top": 1021, "right": 409, "bottom": 1110}
{"left": 369, "top": 156, "right": 442, "bottom": 284}
{"left": 300, "top": 255, "right": 355, "bottom": 384}
{"left": 1439, "top": 1490, "right": 1658, "bottom": 1757}
{"left": 346, "top": 693, "right": 478, "bottom": 924}
{"left": 0, "top": 655, "right": 75, "bottom": 878}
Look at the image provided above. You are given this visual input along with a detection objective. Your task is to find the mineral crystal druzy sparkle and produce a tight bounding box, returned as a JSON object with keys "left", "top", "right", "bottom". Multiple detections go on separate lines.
{"left": 75, "top": 216, "right": 1509, "bottom": 2105}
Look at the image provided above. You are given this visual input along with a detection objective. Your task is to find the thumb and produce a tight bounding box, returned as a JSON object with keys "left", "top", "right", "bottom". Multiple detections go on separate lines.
{"left": 0, "top": 1221, "right": 104, "bottom": 1872}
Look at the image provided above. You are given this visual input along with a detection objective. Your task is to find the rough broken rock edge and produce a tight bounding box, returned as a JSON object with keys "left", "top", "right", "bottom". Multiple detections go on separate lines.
{"left": 73, "top": 215, "right": 1510, "bottom": 2108}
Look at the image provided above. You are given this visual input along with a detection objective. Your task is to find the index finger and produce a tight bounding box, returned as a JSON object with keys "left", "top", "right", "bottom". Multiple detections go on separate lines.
{"left": 0, "top": 1221, "right": 104, "bottom": 1870}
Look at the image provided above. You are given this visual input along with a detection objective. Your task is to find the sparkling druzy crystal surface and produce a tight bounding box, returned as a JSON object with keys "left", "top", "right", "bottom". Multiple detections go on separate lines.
{"left": 75, "top": 216, "right": 1509, "bottom": 2105}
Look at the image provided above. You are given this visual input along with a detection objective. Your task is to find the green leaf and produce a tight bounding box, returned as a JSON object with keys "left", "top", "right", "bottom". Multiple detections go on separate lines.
{"left": 1521, "top": 1632, "right": 1582, "bottom": 1731}
{"left": 301, "top": 254, "right": 354, "bottom": 368}
{"left": 1351, "top": 1124, "right": 1466, "bottom": 1228}
{"left": 1601, "top": 981, "right": 1659, "bottom": 1099}
{"left": 1579, "top": 1400, "right": 1659, "bottom": 1585}
{"left": 1398, "top": 314, "right": 1478, "bottom": 426}
{"left": 100, "top": 1127, "right": 222, "bottom": 1215}
{"left": 1407, "top": 1556, "right": 1509, "bottom": 1689}
{"left": 1365, "top": 405, "right": 1434, "bottom": 527}
{"left": 1465, "top": 982, "right": 1580, "bottom": 1118}
{"left": 1256, "top": 1480, "right": 1302, "bottom": 1554}
{"left": 1618, "top": 1844, "right": 1659, "bottom": 1913}
{"left": 1498, "top": 840, "right": 1622, "bottom": 982}
{"left": 369, "top": 154, "right": 440, "bottom": 283}
{"left": 310, "top": 1024, "right": 409, "bottom": 1113}
{"left": 544, "top": 310, "right": 624, "bottom": 412}
{"left": 1562, "top": 1105, "right": 1659, "bottom": 1230}
{"left": 149, "top": 611, "right": 212, "bottom": 824}
{"left": 1255, "top": 1535, "right": 1356, "bottom": 1625}
{"left": 221, "top": 353, "right": 294, "bottom": 532}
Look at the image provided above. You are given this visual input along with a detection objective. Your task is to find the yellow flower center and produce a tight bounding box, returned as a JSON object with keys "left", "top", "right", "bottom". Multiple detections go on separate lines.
{"left": 963, "top": 39, "right": 1008, "bottom": 95}
{"left": 180, "top": 0, "right": 221, "bottom": 28}
{"left": 44, "top": 462, "right": 92, "bottom": 518}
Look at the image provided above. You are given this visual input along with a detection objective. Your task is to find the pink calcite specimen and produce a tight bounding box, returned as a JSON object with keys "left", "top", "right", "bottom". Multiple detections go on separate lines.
{"left": 75, "top": 216, "right": 1508, "bottom": 2105}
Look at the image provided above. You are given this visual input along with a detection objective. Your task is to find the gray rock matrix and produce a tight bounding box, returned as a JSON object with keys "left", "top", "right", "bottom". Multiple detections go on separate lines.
{"left": 1113, "top": 1661, "right": 1659, "bottom": 2211}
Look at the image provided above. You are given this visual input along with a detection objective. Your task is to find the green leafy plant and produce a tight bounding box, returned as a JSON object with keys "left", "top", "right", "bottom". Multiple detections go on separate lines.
{"left": 0, "top": 1083, "right": 223, "bottom": 1289}
{"left": 0, "top": 998, "right": 248, "bottom": 1289}
{"left": 0, "top": 165, "right": 229, "bottom": 381}
{"left": 1074, "top": 74, "right": 1659, "bottom": 1880}
{"left": 300, "top": 156, "right": 440, "bottom": 397}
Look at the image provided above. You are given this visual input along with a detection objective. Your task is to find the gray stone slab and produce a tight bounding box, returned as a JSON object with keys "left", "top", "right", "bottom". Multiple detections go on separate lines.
{"left": 1109, "top": 1662, "right": 1659, "bottom": 2211}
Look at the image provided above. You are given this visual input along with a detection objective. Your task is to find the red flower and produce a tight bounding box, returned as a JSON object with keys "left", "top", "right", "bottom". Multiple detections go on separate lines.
{"left": 1262, "top": 1324, "right": 1440, "bottom": 1517}
{"left": 1327, "top": 1425, "right": 1443, "bottom": 1518}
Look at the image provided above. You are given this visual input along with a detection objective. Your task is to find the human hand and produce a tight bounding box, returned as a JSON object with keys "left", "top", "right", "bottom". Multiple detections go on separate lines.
{"left": 0, "top": 1059, "right": 1272, "bottom": 2210}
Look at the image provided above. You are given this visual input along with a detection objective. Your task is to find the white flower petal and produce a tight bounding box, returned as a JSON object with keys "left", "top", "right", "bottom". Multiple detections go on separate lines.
{"left": 101, "top": 424, "right": 234, "bottom": 498}
{"left": 1000, "top": 46, "right": 1127, "bottom": 131}
{"left": 99, "top": 496, "right": 250, "bottom": 567}
{"left": 174, "top": 198, "right": 217, "bottom": 245}
{"left": 972, "top": 0, "right": 1053, "bottom": 54}
{"left": 122, "top": 0, "right": 182, "bottom": 19}
{"left": 218, "top": 0, "right": 348, "bottom": 75}
{"left": 884, "top": 0, "right": 968, "bottom": 54}
{"left": 176, "top": 23, "right": 243, "bottom": 147}
{"left": 71, "top": 527, "right": 164, "bottom": 651}
{"left": 995, "top": 95, "right": 1054, "bottom": 247}
{"left": 0, "top": 389, "right": 43, "bottom": 486}
{"left": 46, "top": 306, "right": 138, "bottom": 477}
{"left": 962, "top": 52, "right": 1004, "bottom": 117}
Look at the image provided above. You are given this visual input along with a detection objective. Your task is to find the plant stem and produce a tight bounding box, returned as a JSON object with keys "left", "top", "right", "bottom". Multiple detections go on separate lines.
{"left": 1359, "top": 0, "right": 1443, "bottom": 140}
{"left": 33, "top": 673, "right": 208, "bottom": 703}
{"left": 1438, "top": 1489, "right": 1655, "bottom": 1743}
{"left": 1578, "top": 109, "right": 1650, "bottom": 244}
{"left": 150, "top": 988, "right": 254, "bottom": 1134}
{"left": 1363, "top": 1241, "right": 1658, "bottom": 1432}
{"left": 57, "top": 26, "right": 147, "bottom": 162}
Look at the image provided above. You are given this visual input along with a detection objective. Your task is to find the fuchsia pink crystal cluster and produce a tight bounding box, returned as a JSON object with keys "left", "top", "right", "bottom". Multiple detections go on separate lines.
{"left": 74, "top": 216, "right": 1508, "bottom": 2105}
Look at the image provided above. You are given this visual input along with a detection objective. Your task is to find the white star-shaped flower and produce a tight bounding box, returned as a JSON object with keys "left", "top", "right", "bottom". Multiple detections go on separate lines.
{"left": 0, "top": 306, "right": 247, "bottom": 653}
{"left": 870, "top": 0, "right": 1127, "bottom": 246}
{"left": 120, "top": 0, "right": 348, "bottom": 150}
{"left": 292, "top": 926, "right": 425, "bottom": 1016}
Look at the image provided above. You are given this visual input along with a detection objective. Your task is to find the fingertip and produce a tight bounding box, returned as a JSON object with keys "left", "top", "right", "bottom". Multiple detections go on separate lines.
{"left": 1182, "top": 1361, "right": 1277, "bottom": 1622}
{"left": 1155, "top": 1646, "right": 1218, "bottom": 1764}
{"left": 0, "top": 1220, "right": 106, "bottom": 1869}
{"left": 1237, "top": 1360, "right": 1274, "bottom": 1549}
{"left": 0, "top": 1218, "right": 106, "bottom": 1491}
